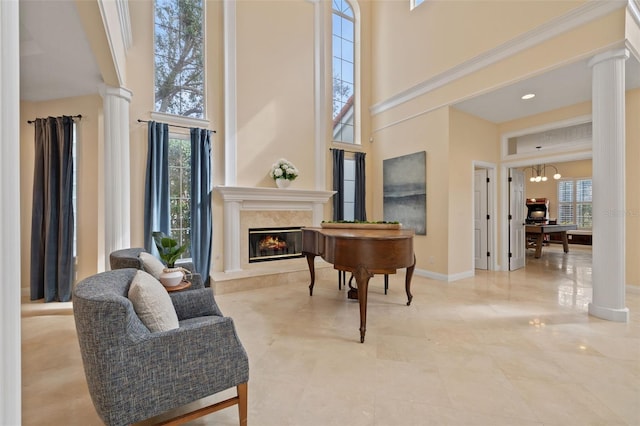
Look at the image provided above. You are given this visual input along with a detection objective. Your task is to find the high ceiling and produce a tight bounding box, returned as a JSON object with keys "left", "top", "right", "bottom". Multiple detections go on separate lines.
{"left": 19, "top": 1, "right": 640, "bottom": 124}
{"left": 19, "top": 0, "right": 102, "bottom": 102}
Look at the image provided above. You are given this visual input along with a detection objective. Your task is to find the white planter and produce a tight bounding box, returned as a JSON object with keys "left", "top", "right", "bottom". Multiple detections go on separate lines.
{"left": 275, "top": 178, "right": 291, "bottom": 188}
{"left": 159, "top": 268, "right": 184, "bottom": 287}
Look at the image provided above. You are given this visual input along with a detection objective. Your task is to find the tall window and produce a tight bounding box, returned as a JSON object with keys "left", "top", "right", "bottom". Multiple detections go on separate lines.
{"left": 169, "top": 135, "right": 192, "bottom": 258}
{"left": 154, "top": 0, "right": 205, "bottom": 118}
{"left": 343, "top": 158, "right": 355, "bottom": 220}
{"left": 558, "top": 178, "right": 592, "bottom": 229}
{"left": 332, "top": 0, "right": 355, "bottom": 143}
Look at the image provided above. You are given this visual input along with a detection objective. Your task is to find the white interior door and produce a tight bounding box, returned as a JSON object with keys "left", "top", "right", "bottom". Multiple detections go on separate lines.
{"left": 509, "top": 168, "right": 526, "bottom": 270}
{"left": 474, "top": 169, "right": 488, "bottom": 270}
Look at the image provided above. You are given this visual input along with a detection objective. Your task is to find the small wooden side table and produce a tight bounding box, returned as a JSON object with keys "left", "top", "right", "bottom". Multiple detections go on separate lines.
{"left": 164, "top": 281, "right": 191, "bottom": 292}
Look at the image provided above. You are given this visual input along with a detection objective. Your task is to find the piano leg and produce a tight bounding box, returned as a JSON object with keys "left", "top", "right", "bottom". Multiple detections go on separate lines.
{"left": 354, "top": 264, "right": 374, "bottom": 343}
{"left": 305, "top": 253, "right": 316, "bottom": 296}
{"left": 405, "top": 255, "right": 416, "bottom": 306}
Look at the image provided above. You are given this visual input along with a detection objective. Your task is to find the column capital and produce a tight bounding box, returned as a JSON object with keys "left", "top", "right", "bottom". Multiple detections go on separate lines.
{"left": 588, "top": 48, "right": 629, "bottom": 68}
{"left": 99, "top": 84, "right": 133, "bottom": 102}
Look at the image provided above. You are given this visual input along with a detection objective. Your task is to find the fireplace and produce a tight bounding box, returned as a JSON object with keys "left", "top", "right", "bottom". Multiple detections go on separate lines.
{"left": 248, "top": 227, "right": 303, "bottom": 263}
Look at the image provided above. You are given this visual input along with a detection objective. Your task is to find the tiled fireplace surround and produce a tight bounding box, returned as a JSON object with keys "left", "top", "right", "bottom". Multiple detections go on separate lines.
{"left": 212, "top": 186, "right": 335, "bottom": 294}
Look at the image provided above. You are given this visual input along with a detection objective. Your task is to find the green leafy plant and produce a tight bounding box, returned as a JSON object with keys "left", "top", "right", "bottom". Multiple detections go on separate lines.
{"left": 321, "top": 220, "right": 399, "bottom": 224}
{"left": 152, "top": 231, "right": 187, "bottom": 268}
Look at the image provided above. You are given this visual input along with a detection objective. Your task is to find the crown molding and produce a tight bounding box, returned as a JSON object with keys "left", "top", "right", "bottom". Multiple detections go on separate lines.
{"left": 370, "top": 0, "right": 627, "bottom": 116}
{"left": 629, "top": 0, "right": 640, "bottom": 26}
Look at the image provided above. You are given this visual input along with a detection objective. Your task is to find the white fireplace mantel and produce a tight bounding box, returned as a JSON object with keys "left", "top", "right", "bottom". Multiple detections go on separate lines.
{"left": 214, "top": 185, "right": 335, "bottom": 272}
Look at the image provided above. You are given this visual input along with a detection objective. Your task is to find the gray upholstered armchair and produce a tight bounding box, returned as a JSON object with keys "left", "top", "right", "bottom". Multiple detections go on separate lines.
{"left": 109, "top": 247, "right": 206, "bottom": 288}
{"left": 73, "top": 268, "right": 249, "bottom": 426}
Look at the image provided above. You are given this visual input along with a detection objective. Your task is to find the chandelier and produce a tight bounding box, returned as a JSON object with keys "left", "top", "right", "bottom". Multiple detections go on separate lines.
{"left": 524, "top": 164, "right": 561, "bottom": 182}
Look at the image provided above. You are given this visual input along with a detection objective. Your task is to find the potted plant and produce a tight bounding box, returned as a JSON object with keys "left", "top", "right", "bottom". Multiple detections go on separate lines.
{"left": 269, "top": 158, "right": 299, "bottom": 188}
{"left": 152, "top": 231, "right": 187, "bottom": 287}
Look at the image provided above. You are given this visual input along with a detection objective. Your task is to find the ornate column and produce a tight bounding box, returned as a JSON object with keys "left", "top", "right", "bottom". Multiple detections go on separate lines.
{"left": 100, "top": 85, "right": 133, "bottom": 270}
{"left": 587, "top": 48, "right": 629, "bottom": 322}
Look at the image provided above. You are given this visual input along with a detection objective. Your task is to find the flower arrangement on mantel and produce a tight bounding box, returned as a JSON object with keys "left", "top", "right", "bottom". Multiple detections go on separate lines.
{"left": 269, "top": 158, "right": 299, "bottom": 181}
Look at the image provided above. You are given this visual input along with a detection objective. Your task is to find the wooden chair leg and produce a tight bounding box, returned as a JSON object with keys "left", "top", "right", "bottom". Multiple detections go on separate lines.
{"left": 238, "top": 382, "right": 248, "bottom": 426}
{"left": 159, "top": 382, "right": 249, "bottom": 426}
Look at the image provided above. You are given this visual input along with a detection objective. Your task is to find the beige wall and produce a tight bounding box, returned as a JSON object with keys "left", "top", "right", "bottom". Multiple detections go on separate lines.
{"left": 371, "top": 6, "right": 626, "bottom": 131}
{"left": 235, "top": 1, "right": 315, "bottom": 188}
{"left": 371, "top": 0, "right": 587, "bottom": 105}
{"left": 371, "top": 107, "right": 450, "bottom": 275}
{"left": 625, "top": 89, "right": 640, "bottom": 286}
{"left": 448, "top": 108, "right": 500, "bottom": 275}
{"left": 20, "top": 95, "right": 103, "bottom": 291}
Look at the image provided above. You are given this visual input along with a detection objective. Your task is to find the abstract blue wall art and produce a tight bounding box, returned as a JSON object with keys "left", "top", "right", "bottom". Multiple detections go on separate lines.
{"left": 383, "top": 151, "right": 426, "bottom": 235}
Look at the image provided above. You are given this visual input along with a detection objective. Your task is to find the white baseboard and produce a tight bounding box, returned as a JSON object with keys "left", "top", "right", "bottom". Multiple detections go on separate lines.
{"left": 414, "top": 268, "right": 474, "bottom": 282}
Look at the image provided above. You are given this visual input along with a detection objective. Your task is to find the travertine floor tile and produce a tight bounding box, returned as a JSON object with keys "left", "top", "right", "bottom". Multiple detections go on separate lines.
{"left": 21, "top": 245, "right": 640, "bottom": 425}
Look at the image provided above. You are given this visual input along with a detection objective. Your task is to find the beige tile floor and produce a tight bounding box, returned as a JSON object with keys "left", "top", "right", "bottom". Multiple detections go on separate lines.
{"left": 22, "top": 245, "right": 640, "bottom": 426}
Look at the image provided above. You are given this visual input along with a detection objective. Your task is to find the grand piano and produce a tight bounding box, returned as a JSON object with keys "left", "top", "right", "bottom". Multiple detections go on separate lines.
{"left": 302, "top": 226, "right": 415, "bottom": 343}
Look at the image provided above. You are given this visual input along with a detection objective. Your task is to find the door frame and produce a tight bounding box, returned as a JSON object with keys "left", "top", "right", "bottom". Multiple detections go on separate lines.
{"left": 499, "top": 152, "right": 592, "bottom": 270}
{"left": 472, "top": 161, "right": 497, "bottom": 271}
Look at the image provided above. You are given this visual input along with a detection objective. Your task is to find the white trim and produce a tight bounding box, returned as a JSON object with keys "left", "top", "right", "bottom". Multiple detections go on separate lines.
{"left": 410, "top": 0, "right": 426, "bottom": 11}
{"left": 498, "top": 150, "right": 593, "bottom": 271}
{"left": 223, "top": 0, "right": 238, "bottom": 186}
{"left": 116, "top": 0, "right": 132, "bottom": 50}
{"left": 414, "top": 268, "right": 474, "bottom": 282}
{"left": 588, "top": 304, "right": 629, "bottom": 322}
{"left": 628, "top": 0, "right": 640, "bottom": 27}
{"left": 312, "top": 0, "right": 327, "bottom": 190}
{"left": 97, "top": 0, "right": 125, "bottom": 86}
{"left": 501, "top": 151, "right": 592, "bottom": 169}
{"left": 150, "top": 111, "right": 210, "bottom": 129}
{"left": 370, "top": 1, "right": 625, "bottom": 116}
{"left": 214, "top": 186, "right": 335, "bottom": 272}
{"left": 501, "top": 115, "right": 593, "bottom": 161}
{"left": 472, "top": 161, "right": 498, "bottom": 272}
{"left": 0, "top": 0, "right": 22, "bottom": 423}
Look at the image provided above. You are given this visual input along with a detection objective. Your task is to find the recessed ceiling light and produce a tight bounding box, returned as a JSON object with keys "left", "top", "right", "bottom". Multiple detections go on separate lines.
{"left": 521, "top": 93, "right": 536, "bottom": 100}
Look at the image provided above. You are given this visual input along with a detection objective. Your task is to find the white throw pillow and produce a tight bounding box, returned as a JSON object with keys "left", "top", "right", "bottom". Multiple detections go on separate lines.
{"left": 128, "top": 270, "right": 179, "bottom": 333}
{"left": 139, "top": 251, "right": 165, "bottom": 279}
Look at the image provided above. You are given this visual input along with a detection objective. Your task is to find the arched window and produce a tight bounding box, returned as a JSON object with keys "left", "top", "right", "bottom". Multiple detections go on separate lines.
{"left": 154, "top": 0, "right": 205, "bottom": 118}
{"left": 332, "top": 0, "right": 355, "bottom": 144}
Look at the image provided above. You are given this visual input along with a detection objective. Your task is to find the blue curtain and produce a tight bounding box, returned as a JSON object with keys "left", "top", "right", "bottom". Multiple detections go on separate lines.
{"left": 144, "top": 121, "right": 170, "bottom": 253}
{"left": 332, "top": 149, "right": 345, "bottom": 221}
{"left": 30, "top": 116, "right": 74, "bottom": 302}
{"left": 190, "top": 127, "right": 212, "bottom": 287}
{"left": 354, "top": 152, "right": 367, "bottom": 221}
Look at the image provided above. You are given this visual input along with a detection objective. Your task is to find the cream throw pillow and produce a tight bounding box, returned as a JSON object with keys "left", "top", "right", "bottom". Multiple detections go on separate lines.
{"left": 139, "top": 251, "right": 165, "bottom": 279}
{"left": 128, "top": 270, "right": 179, "bottom": 333}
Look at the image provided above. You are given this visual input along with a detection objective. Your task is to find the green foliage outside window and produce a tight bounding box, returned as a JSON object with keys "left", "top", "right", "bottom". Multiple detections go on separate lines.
{"left": 169, "top": 138, "right": 191, "bottom": 258}
{"left": 154, "top": 0, "right": 204, "bottom": 118}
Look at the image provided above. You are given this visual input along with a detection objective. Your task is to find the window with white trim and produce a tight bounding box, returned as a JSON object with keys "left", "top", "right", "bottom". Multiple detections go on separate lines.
{"left": 558, "top": 178, "right": 592, "bottom": 229}
{"left": 343, "top": 157, "right": 355, "bottom": 220}
{"left": 332, "top": 0, "right": 356, "bottom": 144}
{"left": 168, "top": 134, "right": 192, "bottom": 259}
{"left": 411, "top": 0, "right": 425, "bottom": 10}
{"left": 154, "top": 0, "right": 205, "bottom": 118}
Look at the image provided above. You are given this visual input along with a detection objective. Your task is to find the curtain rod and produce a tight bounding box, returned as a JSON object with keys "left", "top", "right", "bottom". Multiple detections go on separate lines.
{"left": 137, "top": 119, "right": 216, "bottom": 133}
{"left": 27, "top": 114, "right": 82, "bottom": 124}
{"left": 329, "top": 147, "right": 365, "bottom": 155}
